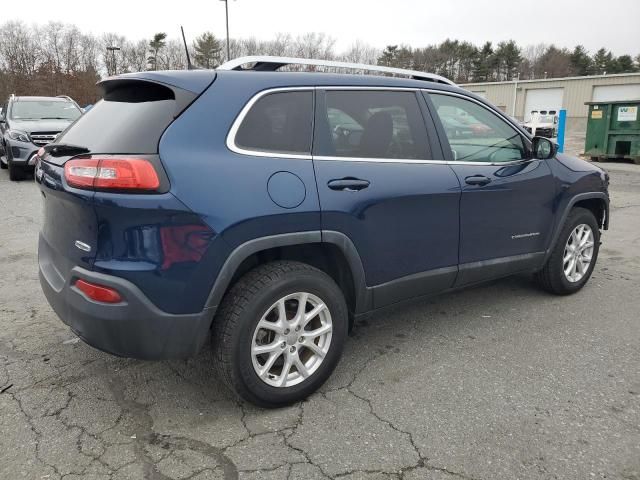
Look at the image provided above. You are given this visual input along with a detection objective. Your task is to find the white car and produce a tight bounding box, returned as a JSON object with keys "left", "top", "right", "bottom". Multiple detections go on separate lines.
{"left": 523, "top": 110, "right": 558, "bottom": 138}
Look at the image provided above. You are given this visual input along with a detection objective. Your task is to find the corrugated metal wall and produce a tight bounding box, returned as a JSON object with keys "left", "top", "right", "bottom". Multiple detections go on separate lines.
{"left": 461, "top": 73, "right": 640, "bottom": 119}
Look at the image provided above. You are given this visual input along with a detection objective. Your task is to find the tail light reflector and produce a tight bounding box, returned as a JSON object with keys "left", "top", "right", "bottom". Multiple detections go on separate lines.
{"left": 75, "top": 279, "right": 123, "bottom": 304}
{"left": 65, "top": 157, "right": 160, "bottom": 191}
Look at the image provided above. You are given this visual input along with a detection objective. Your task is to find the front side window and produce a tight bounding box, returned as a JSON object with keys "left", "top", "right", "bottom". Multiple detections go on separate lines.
{"left": 429, "top": 93, "right": 527, "bottom": 163}
{"left": 234, "top": 91, "right": 313, "bottom": 155}
{"left": 315, "top": 90, "right": 430, "bottom": 160}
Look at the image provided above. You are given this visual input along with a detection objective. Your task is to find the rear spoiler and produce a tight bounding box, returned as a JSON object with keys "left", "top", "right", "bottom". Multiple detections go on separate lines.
{"left": 99, "top": 70, "right": 216, "bottom": 95}
{"left": 97, "top": 73, "right": 216, "bottom": 118}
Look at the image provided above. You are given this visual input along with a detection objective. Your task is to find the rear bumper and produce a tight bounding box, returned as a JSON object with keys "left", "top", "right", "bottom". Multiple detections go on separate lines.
{"left": 39, "top": 234, "right": 215, "bottom": 359}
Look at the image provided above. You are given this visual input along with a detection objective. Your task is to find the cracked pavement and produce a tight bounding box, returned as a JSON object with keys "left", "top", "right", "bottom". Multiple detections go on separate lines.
{"left": 1, "top": 160, "right": 639, "bottom": 480}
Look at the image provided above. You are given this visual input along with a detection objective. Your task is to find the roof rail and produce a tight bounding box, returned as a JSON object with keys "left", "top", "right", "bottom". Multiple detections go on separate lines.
{"left": 56, "top": 95, "right": 73, "bottom": 101}
{"left": 217, "top": 56, "right": 456, "bottom": 86}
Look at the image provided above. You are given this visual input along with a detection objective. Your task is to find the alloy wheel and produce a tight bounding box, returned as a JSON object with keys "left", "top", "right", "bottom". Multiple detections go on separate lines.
{"left": 251, "top": 292, "right": 332, "bottom": 388}
{"left": 563, "top": 224, "right": 595, "bottom": 283}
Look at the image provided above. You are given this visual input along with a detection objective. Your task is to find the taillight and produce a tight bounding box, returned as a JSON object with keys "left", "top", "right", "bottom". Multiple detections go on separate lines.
{"left": 75, "top": 279, "right": 122, "bottom": 303}
{"left": 64, "top": 157, "right": 160, "bottom": 191}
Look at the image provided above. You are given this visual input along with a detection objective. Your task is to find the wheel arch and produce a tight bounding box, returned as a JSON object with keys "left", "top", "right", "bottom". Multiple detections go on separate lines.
{"left": 544, "top": 192, "right": 609, "bottom": 264}
{"left": 573, "top": 197, "right": 608, "bottom": 230}
{"left": 204, "top": 231, "right": 372, "bottom": 323}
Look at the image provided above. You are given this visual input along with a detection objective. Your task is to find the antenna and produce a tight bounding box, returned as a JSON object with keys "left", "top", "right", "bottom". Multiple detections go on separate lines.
{"left": 180, "top": 26, "right": 193, "bottom": 70}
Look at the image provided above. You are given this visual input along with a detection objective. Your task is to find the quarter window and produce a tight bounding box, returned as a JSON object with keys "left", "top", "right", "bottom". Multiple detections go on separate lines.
{"left": 429, "top": 93, "right": 527, "bottom": 163}
{"left": 234, "top": 91, "right": 313, "bottom": 155}
{"left": 315, "top": 91, "right": 430, "bottom": 159}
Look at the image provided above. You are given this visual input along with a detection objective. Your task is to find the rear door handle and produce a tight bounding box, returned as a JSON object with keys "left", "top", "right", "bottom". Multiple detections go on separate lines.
{"left": 327, "top": 178, "right": 370, "bottom": 191}
{"left": 464, "top": 175, "right": 492, "bottom": 186}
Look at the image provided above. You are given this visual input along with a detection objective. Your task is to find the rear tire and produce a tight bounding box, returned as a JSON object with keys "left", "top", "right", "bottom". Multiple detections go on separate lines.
{"left": 535, "top": 207, "right": 600, "bottom": 295}
{"left": 212, "top": 260, "right": 348, "bottom": 408}
{"left": 8, "top": 159, "right": 25, "bottom": 181}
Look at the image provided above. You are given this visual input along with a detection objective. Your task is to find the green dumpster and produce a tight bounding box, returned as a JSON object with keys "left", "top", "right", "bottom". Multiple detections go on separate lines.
{"left": 585, "top": 100, "right": 640, "bottom": 164}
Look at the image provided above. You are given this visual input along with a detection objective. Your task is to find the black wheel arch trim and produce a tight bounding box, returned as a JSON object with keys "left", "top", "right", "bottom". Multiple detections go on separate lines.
{"left": 544, "top": 191, "right": 609, "bottom": 264}
{"left": 322, "top": 230, "right": 372, "bottom": 313}
{"left": 204, "top": 230, "right": 373, "bottom": 314}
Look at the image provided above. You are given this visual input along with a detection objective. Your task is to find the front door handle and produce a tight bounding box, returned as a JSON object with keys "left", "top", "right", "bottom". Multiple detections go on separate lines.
{"left": 465, "top": 175, "right": 492, "bottom": 186}
{"left": 327, "top": 178, "right": 370, "bottom": 191}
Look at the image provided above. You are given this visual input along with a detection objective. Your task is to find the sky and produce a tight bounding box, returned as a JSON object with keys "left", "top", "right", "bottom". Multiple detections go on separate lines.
{"left": 16, "top": 0, "right": 640, "bottom": 56}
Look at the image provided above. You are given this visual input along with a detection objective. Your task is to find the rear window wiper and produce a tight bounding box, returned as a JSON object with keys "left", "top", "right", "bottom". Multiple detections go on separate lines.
{"left": 43, "top": 143, "right": 90, "bottom": 157}
{"left": 40, "top": 116, "right": 71, "bottom": 120}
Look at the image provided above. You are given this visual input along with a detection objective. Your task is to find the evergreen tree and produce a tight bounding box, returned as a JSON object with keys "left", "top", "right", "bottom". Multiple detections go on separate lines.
{"left": 612, "top": 55, "right": 636, "bottom": 73}
{"left": 569, "top": 45, "right": 592, "bottom": 76}
{"left": 193, "top": 32, "right": 223, "bottom": 69}
{"left": 472, "top": 42, "right": 494, "bottom": 82}
{"left": 538, "top": 46, "right": 572, "bottom": 78}
{"left": 494, "top": 40, "right": 522, "bottom": 80}
{"left": 378, "top": 45, "right": 399, "bottom": 67}
{"left": 456, "top": 42, "right": 478, "bottom": 83}
{"left": 592, "top": 48, "right": 614, "bottom": 74}
{"left": 148, "top": 32, "right": 167, "bottom": 71}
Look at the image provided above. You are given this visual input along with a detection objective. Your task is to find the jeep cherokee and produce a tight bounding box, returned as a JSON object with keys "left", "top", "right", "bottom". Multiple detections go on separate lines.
{"left": 36, "top": 57, "right": 609, "bottom": 407}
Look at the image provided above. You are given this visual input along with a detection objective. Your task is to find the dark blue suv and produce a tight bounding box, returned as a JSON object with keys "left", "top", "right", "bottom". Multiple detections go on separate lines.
{"left": 37, "top": 57, "right": 609, "bottom": 407}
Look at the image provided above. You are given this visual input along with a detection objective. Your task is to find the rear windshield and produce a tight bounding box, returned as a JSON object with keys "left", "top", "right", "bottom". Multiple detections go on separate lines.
{"left": 57, "top": 82, "right": 192, "bottom": 154}
{"left": 11, "top": 100, "right": 81, "bottom": 121}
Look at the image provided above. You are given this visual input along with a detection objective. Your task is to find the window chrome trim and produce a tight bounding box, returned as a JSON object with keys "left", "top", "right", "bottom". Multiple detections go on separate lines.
{"left": 226, "top": 86, "right": 534, "bottom": 167}
{"left": 321, "top": 86, "right": 422, "bottom": 92}
{"left": 313, "top": 156, "right": 533, "bottom": 167}
{"left": 314, "top": 155, "right": 449, "bottom": 165}
{"left": 226, "top": 86, "right": 314, "bottom": 160}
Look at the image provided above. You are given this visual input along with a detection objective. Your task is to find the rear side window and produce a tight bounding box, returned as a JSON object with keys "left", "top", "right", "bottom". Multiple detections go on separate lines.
{"left": 233, "top": 91, "right": 313, "bottom": 155}
{"left": 315, "top": 90, "right": 430, "bottom": 160}
{"left": 57, "top": 82, "right": 192, "bottom": 154}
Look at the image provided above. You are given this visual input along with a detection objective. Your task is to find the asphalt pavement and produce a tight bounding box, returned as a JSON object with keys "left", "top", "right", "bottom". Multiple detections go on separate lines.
{"left": 0, "top": 161, "right": 638, "bottom": 480}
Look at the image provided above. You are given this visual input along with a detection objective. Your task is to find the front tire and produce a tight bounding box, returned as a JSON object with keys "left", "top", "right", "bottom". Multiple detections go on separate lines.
{"left": 536, "top": 207, "right": 600, "bottom": 295}
{"left": 212, "top": 261, "right": 348, "bottom": 408}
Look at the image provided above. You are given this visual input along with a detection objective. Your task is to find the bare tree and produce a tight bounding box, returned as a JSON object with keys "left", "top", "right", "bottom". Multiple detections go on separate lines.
{"left": 79, "top": 33, "right": 100, "bottom": 73}
{"left": 293, "top": 33, "right": 335, "bottom": 60}
{"left": 162, "top": 39, "right": 188, "bottom": 70}
{"left": 123, "top": 39, "right": 148, "bottom": 73}
{"left": 101, "top": 33, "right": 127, "bottom": 76}
{"left": 521, "top": 43, "right": 549, "bottom": 79}
{"left": 0, "top": 21, "right": 40, "bottom": 76}
{"left": 267, "top": 33, "right": 293, "bottom": 56}
{"left": 341, "top": 40, "right": 380, "bottom": 65}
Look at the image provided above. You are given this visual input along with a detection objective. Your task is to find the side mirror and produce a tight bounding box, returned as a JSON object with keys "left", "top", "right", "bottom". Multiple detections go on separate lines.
{"left": 532, "top": 136, "right": 557, "bottom": 160}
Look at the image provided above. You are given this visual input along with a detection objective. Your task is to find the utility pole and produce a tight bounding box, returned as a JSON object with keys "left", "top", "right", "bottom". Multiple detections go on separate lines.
{"left": 220, "top": 0, "right": 231, "bottom": 61}
{"left": 511, "top": 73, "right": 520, "bottom": 117}
{"left": 106, "top": 46, "right": 121, "bottom": 76}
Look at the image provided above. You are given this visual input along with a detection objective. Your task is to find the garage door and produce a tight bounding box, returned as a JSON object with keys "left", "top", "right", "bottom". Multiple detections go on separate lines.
{"left": 592, "top": 84, "right": 640, "bottom": 102}
{"left": 524, "top": 88, "right": 564, "bottom": 122}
